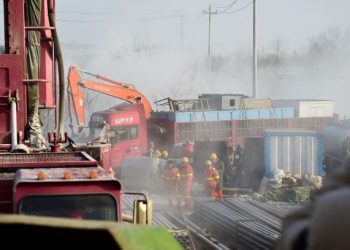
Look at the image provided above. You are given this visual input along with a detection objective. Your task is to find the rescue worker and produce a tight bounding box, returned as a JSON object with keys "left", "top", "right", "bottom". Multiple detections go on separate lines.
{"left": 161, "top": 160, "right": 180, "bottom": 206}
{"left": 159, "top": 150, "right": 169, "bottom": 170}
{"left": 161, "top": 150, "right": 168, "bottom": 160}
{"left": 210, "top": 153, "right": 224, "bottom": 200}
{"left": 234, "top": 145, "right": 243, "bottom": 172}
{"left": 152, "top": 149, "right": 161, "bottom": 158}
{"left": 178, "top": 156, "right": 194, "bottom": 209}
{"left": 148, "top": 141, "right": 156, "bottom": 157}
{"left": 233, "top": 145, "right": 243, "bottom": 185}
{"left": 204, "top": 160, "right": 220, "bottom": 200}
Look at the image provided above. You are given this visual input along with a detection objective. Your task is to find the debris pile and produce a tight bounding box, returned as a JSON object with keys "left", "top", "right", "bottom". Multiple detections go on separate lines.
{"left": 257, "top": 169, "right": 322, "bottom": 203}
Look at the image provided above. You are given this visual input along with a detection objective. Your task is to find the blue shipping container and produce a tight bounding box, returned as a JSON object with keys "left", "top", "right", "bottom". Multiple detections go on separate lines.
{"left": 264, "top": 130, "right": 323, "bottom": 178}
{"left": 151, "top": 107, "right": 295, "bottom": 122}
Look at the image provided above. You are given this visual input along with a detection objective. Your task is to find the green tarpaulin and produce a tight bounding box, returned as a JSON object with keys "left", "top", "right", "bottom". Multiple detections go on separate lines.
{"left": 25, "top": 0, "right": 46, "bottom": 149}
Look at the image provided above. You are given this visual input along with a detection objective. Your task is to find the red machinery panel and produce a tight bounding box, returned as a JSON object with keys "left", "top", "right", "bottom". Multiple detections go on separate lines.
{"left": 0, "top": 1, "right": 25, "bottom": 145}
{"left": 0, "top": 0, "right": 57, "bottom": 145}
{"left": 0, "top": 151, "right": 98, "bottom": 172}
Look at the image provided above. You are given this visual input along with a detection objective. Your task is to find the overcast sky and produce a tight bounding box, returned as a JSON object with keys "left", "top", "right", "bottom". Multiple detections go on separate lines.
{"left": 54, "top": 0, "right": 350, "bottom": 116}
{"left": 56, "top": 0, "right": 350, "bottom": 51}
{"left": 0, "top": 1, "right": 348, "bottom": 133}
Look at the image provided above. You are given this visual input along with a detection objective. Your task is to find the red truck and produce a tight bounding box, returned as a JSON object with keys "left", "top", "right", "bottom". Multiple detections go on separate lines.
{"left": 0, "top": 0, "right": 153, "bottom": 226}
{"left": 0, "top": 152, "right": 124, "bottom": 220}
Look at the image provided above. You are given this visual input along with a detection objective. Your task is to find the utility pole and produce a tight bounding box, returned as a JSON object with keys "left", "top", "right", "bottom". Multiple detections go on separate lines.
{"left": 252, "top": 0, "right": 257, "bottom": 98}
{"left": 203, "top": 4, "right": 217, "bottom": 72}
{"left": 180, "top": 9, "right": 184, "bottom": 44}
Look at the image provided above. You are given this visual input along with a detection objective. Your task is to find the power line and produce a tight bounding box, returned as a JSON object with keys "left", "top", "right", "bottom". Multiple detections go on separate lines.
{"left": 56, "top": 9, "right": 180, "bottom": 16}
{"left": 217, "top": 0, "right": 240, "bottom": 13}
{"left": 137, "top": 15, "right": 182, "bottom": 22}
{"left": 57, "top": 19, "right": 112, "bottom": 23}
{"left": 187, "top": 13, "right": 205, "bottom": 26}
{"left": 212, "top": 0, "right": 239, "bottom": 9}
{"left": 219, "top": 1, "right": 253, "bottom": 14}
{"left": 57, "top": 14, "right": 182, "bottom": 24}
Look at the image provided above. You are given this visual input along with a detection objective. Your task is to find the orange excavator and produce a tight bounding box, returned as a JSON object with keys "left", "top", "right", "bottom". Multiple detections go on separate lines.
{"left": 67, "top": 66, "right": 153, "bottom": 132}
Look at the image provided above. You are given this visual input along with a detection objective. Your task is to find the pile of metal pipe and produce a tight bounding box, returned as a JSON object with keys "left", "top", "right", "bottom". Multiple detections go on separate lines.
{"left": 153, "top": 212, "right": 179, "bottom": 229}
{"left": 236, "top": 221, "right": 280, "bottom": 249}
{"left": 223, "top": 199, "right": 282, "bottom": 231}
{"left": 193, "top": 198, "right": 252, "bottom": 244}
{"left": 167, "top": 212, "right": 230, "bottom": 250}
{"left": 246, "top": 200, "right": 299, "bottom": 219}
{"left": 192, "top": 197, "right": 289, "bottom": 249}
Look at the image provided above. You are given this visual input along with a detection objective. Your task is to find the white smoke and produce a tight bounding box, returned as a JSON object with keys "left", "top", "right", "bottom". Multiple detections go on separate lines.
{"left": 57, "top": 1, "right": 350, "bottom": 118}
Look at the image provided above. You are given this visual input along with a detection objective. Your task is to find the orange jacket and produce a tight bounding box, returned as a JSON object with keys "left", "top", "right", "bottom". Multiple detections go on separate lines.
{"left": 204, "top": 167, "right": 220, "bottom": 189}
{"left": 161, "top": 167, "right": 180, "bottom": 183}
{"left": 179, "top": 164, "right": 193, "bottom": 182}
{"left": 179, "top": 163, "right": 193, "bottom": 193}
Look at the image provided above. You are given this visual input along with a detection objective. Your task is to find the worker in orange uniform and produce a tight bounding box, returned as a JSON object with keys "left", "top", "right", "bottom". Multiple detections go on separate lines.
{"left": 178, "top": 156, "right": 194, "bottom": 209}
{"left": 210, "top": 153, "right": 224, "bottom": 200}
{"left": 204, "top": 160, "right": 220, "bottom": 200}
{"left": 161, "top": 160, "right": 180, "bottom": 206}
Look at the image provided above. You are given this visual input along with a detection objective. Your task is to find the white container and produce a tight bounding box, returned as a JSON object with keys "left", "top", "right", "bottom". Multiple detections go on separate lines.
{"left": 273, "top": 99, "right": 334, "bottom": 118}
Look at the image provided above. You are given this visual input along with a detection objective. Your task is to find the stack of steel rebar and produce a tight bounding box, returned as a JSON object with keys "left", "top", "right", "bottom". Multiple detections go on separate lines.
{"left": 223, "top": 199, "right": 282, "bottom": 231}
{"left": 167, "top": 212, "right": 231, "bottom": 250}
{"left": 192, "top": 197, "right": 298, "bottom": 250}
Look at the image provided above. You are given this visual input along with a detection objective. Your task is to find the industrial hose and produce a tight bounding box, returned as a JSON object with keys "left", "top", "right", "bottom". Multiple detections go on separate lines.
{"left": 48, "top": 2, "right": 65, "bottom": 137}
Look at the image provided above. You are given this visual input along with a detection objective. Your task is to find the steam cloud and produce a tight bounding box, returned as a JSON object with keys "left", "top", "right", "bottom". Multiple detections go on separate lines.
{"left": 57, "top": 1, "right": 350, "bottom": 118}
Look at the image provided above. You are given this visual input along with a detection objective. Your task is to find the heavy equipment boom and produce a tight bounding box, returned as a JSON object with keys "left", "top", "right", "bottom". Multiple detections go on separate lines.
{"left": 68, "top": 66, "right": 153, "bottom": 131}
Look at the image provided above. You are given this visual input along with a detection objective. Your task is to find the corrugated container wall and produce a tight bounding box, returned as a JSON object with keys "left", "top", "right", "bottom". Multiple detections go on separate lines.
{"left": 264, "top": 130, "right": 323, "bottom": 178}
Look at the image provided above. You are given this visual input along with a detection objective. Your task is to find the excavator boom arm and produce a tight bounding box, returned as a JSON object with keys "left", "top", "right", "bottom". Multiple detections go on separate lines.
{"left": 68, "top": 67, "right": 86, "bottom": 128}
{"left": 68, "top": 67, "right": 152, "bottom": 130}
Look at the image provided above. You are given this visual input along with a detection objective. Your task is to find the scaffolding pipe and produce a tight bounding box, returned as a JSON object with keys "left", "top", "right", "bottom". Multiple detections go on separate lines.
{"left": 10, "top": 99, "right": 17, "bottom": 150}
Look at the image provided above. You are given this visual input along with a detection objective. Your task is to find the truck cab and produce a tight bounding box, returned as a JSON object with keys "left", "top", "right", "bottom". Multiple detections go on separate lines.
{"left": 89, "top": 103, "right": 148, "bottom": 170}
{"left": 0, "top": 151, "right": 151, "bottom": 225}
{"left": 14, "top": 167, "right": 121, "bottom": 221}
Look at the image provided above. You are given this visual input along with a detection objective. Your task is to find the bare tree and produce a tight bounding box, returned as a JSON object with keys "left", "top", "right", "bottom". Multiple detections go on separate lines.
{"left": 306, "top": 26, "right": 350, "bottom": 62}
